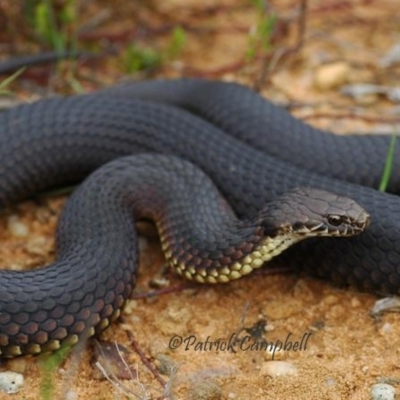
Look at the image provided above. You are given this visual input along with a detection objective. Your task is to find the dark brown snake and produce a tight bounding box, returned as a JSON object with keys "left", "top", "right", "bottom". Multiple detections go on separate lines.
{"left": 0, "top": 78, "right": 398, "bottom": 357}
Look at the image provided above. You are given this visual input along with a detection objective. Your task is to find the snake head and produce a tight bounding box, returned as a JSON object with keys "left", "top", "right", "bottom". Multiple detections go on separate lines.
{"left": 260, "top": 187, "right": 370, "bottom": 238}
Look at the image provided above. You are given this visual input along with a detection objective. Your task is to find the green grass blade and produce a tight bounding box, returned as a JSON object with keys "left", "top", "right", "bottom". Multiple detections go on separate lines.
{"left": 0, "top": 67, "right": 25, "bottom": 93}
{"left": 379, "top": 133, "right": 397, "bottom": 192}
{"left": 39, "top": 346, "right": 71, "bottom": 400}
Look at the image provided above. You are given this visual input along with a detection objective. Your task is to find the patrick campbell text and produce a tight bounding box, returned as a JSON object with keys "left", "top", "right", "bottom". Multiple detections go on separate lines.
{"left": 168, "top": 332, "right": 312, "bottom": 359}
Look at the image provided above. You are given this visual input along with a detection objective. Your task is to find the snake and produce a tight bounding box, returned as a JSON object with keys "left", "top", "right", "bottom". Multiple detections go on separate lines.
{"left": 0, "top": 78, "right": 397, "bottom": 358}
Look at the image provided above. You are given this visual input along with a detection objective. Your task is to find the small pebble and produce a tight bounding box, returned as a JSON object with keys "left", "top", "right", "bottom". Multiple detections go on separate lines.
{"left": 314, "top": 61, "right": 350, "bottom": 90}
{"left": 65, "top": 391, "right": 78, "bottom": 400}
{"left": 379, "top": 322, "right": 393, "bottom": 335}
{"left": 0, "top": 371, "right": 24, "bottom": 394}
{"left": 371, "top": 297, "right": 400, "bottom": 316}
{"left": 361, "top": 365, "right": 370, "bottom": 374}
{"left": 187, "top": 379, "right": 222, "bottom": 400}
{"left": 370, "top": 383, "right": 396, "bottom": 400}
{"left": 261, "top": 361, "right": 298, "bottom": 377}
{"left": 156, "top": 354, "right": 178, "bottom": 376}
{"left": 7, "top": 215, "right": 29, "bottom": 237}
{"left": 263, "top": 345, "right": 285, "bottom": 361}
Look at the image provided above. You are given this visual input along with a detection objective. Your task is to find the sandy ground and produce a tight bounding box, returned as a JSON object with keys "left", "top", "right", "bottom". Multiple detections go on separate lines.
{"left": 0, "top": 0, "right": 400, "bottom": 399}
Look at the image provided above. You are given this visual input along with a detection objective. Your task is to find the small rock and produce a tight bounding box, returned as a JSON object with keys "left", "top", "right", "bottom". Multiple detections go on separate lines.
{"left": 379, "top": 322, "right": 393, "bottom": 335}
{"left": 0, "top": 371, "right": 24, "bottom": 394}
{"left": 314, "top": 61, "right": 350, "bottom": 90}
{"left": 7, "top": 215, "right": 29, "bottom": 237}
{"left": 261, "top": 361, "right": 298, "bottom": 377}
{"left": 263, "top": 344, "right": 285, "bottom": 361}
{"left": 156, "top": 354, "right": 179, "bottom": 376}
{"left": 187, "top": 379, "right": 222, "bottom": 400}
{"left": 65, "top": 391, "right": 78, "bottom": 400}
{"left": 370, "top": 383, "right": 396, "bottom": 400}
{"left": 371, "top": 297, "right": 400, "bottom": 316}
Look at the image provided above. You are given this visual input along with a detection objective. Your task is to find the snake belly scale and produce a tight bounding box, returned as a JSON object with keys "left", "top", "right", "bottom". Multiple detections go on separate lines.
{"left": 0, "top": 78, "right": 397, "bottom": 357}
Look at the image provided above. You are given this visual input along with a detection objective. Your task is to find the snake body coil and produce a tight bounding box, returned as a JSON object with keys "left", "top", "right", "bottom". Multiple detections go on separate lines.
{"left": 0, "top": 78, "right": 398, "bottom": 356}
{"left": 0, "top": 154, "right": 367, "bottom": 357}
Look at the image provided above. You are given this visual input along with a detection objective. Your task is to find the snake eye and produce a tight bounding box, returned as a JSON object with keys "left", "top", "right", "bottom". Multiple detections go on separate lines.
{"left": 328, "top": 215, "right": 342, "bottom": 226}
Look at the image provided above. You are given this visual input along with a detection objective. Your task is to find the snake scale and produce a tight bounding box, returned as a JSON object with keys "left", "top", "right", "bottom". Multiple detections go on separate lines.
{"left": 0, "top": 78, "right": 398, "bottom": 357}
